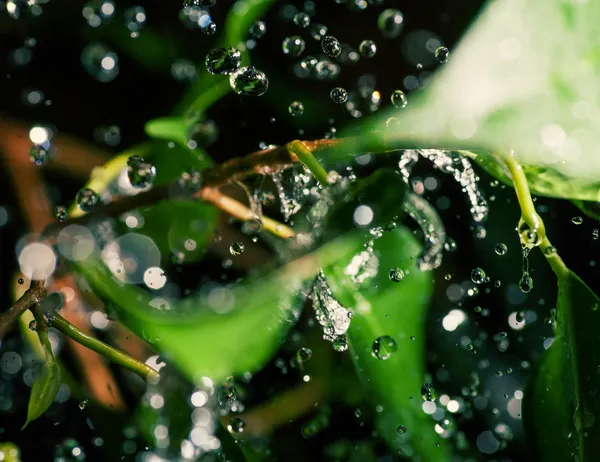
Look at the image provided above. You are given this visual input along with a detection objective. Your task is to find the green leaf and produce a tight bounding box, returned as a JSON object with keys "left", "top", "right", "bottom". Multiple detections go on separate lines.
{"left": 326, "top": 0, "right": 600, "bottom": 202}
{"left": 23, "top": 349, "right": 61, "bottom": 429}
{"left": 524, "top": 270, "right": 600, "bottom": 462}
{"left": 145, "top": 117, "right": 190, "bottom": 149}
{"left": 75, "top": 234, "right": 359, "bottom": 383}
{"left": 321, "top": 227, "right": 450, "bottom": 461}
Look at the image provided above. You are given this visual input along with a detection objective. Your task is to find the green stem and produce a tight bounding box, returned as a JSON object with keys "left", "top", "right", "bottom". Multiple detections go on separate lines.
{"left": 287, "top": 140, "right": 329, "bottom": 187}
{"left": 50, "top": 313, "right": 160, "bottom": 382}
{"left": 504, "top": 155, "right": 569, "bottom": 279}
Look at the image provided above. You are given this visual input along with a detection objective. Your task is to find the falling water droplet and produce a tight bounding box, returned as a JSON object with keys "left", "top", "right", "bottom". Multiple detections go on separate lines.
{"left": 282, "top": 36, "right": 306, "bottom": 56}
{"left": 205, "top": 47, "right": 241, "bottom": 75}
{"left": 229, "top": 242, "right": 245, "bottom": 256}
{"left": 495, "top": 243, "right": 508, "bottom": 255}
{"left": 471, "top": 268, "right": 487, "bottom": 284}
{"left": 321, "top": 36, "right": 341, "bottom": 57}
{"left": 330, "top": 87, "right": 348, "bottom": 104}
{"left": 572, "top": 216, "right": 583, "bottom": 225}
{"left": 421, "top": 383, "right": 437, "bottom": 401}
{"left": 359, "top": 40, "right": 377, "bottom": 57}
{"left": 28, "top": 320, "right": 37, "bottom": 331}
{"left": 519, "top": 274, "right": 533, "bottom": 293}
{"left": 229, "top": 66, "right": 269, "bottom": 96}
{"left": 293, "top": 12, "right": 310, "bottom": 28}
{"left": 389, "top": 268, "right": 405, "bottom": 282}
{"left": 249, "top": 20, "right": 266, "bottom": 39}
{"left": 377, "top": 9, "right": 404, "bottom": 38}
{"left": 435, "top": 46, "right": 450, "bottom": 63}
{"left": 391, "top": 90, "right": 407, "bottom": 108}
{"left": 288, "top": 101, "right": 305, "bottom": 116}
{"left": 127, "top": 155, "right": 156, "bottom": 188}
{"left": 76, "top": 188, "right": 100, "bottom": 212}
{"left": 53, "top": 205, "right": 68, "bottom": 222}
{"left": 79, "top": 399, "right": 89, "bottom": 410}
{"left": 30, "top": 145, "right": 51, "bottom": 166}
{"left": 228, "top": 417, "right": 246, "bottom": 434}
{"left": 372, "top": 335, "right": 397, "bottom": 360}
{"left": 397, "top": 425, "right": 407, "bottom": 434}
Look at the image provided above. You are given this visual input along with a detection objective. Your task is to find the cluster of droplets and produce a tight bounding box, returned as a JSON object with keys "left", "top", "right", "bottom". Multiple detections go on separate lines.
{"left": 271, "top": 165, "right": 314, "bottom": 222}
{"left": 310, "top": 270, "right": 352, "bottom": 351}
{"left": 204, "top": 47, "right": 268, "bottom": 96}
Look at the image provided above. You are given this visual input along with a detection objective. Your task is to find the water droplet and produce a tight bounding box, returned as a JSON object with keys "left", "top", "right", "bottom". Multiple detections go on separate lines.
{"left": 249, "top": 20, "right": 266, "bottom": 39}
{"left": 28, "top": 320, "right": 37, "bottom": 331}
{"left": 495, "top": 243, "right": 507, "bottom": 255}
{"left": 188, "top": 120, "right": 218, "bottom": 149}
{"left": 30, "top": 144, "right": 51, "bottom": 166}
{"left": 545, "top": 246, "right": 557, "bottom": 256}
{"left": 391, "top": 90, "right": 407, "bottom": 108}
{"left": 282, "top": 36, "right": 306, "bottom": 56}
{"left": 81, "top": 43, "right": 119, "bottom": 83}
{"left": 474, "top": 305, "right": 482, "bottom": 313}
{"left": 229, "top": 241, "right": 245, "bottom": 256}
{"left": 444, "top": 238, "right": 457, "bottom": 252}
{"left": 359, "top": 39, "right": 377, "bottom": 57}
{"left": 124, "top": 6, "right": 146, "bottom": 33}
{"left": 18, "top": 278, "right": 24, "bottom": 284}
{"left": 470, "top": 267, "right": 486, "bottom": 284}
{"left": 572, "top": 216, "right": 583, "bottom": 225}
{"left": 53, "top": 205, "right": 68, "bottom": 222}
{"left": 389, "top": 268, "right": 405, "bottom": 282}
{"left": 330, "top": 87, "right": 348, "bottom": 104}
{"left": 288, "top": 101, "right": 304, "bottom": 116}
{"left": 593, "top": 229, "right": 599, "bottom": 240}
{"left": 218, "top": 387, "right": 237, "bottom": 405}
{"left": 229, "top": 66, "right": 269, "bottom": 96}
{"left": 127, "top": 155, "right": 156, "bottom": 188}
{"left": 293, "top": 12, "right": 310, "bottom": 28}
{"left": 574, "top": 405, "right": 595, "bottom": 431}
{"left": 201, "top": 21, "right": 217, "bottom": 36}
{"left": 55, "top": 438, "right": 86, "bottom": 461}
{"left": 79, "top": 399, "right": 88, "bottom": 410}
{"left": 377, "top": 8, "right": 404, "bottom": 38}
{"left": 434, "top": 46, "right": 450, "bottom": 63}
{"left": 421, "top": 383, "right": 437, "bottom": 401}
{"left": 296, "top": 347, "right": 312, "bottom": 362}
{"left": 372, "top": 335, "right": 397, "bottom": 360}
{"left": 76, "top": 188, "right": 100, "bottom": 212}
{"left": 354, "top": 408, "right": 362, "bottom": 418}
{"left": 228, "top": 417, "right": 246, "bottom": 434}
{"left": 309, "top": 23, "right": 328, "bottom": 41}
{"left": 205, "top": 47, "right": 241, "bottom": 75}
{"left": 332, "top": 335, "right": 348, "bottom": 352}
{"left": 321, "top": 36, "right": 341, "bottom": 57}
{"left": 519, "top": 274, "right": 533, "bottom": 293}
{"left": 241, "top": 218, "right": 263, "bottom": 236}
{"left": 397, "top": 425, "right": 407, "bottom": 434}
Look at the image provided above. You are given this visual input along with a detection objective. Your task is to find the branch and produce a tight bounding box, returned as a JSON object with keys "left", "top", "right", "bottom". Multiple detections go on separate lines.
{"left": 0, "top": 281, "right": 45, "bottom": 339}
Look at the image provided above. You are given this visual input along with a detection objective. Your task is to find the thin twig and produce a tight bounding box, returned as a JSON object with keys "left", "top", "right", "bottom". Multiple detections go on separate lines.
{"left": 0, "top": 280, "right": 46, "bottom": 339}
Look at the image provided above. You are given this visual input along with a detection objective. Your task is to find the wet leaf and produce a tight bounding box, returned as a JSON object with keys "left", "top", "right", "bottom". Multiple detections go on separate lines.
{"left": 23, "top": 350, "right": 61, "bottom": 429}
{"left": 524, "top": 270, "right": 600, "bottom": 462}
{"left": 321, "top": 227, "right": 449, "bottom": 460}
{"left": 325, "top": 0, "right": 600, "bottom": 202}
{"left": 75, "top": 235, "right": 358, "bottom": 383}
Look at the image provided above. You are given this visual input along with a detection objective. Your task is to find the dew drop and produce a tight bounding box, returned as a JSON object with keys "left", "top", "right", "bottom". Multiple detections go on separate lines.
{"left": 495, "top": 243, "right": 507, "bottom": 255}
{"left": 359, "top": 39, "right": 377, "bottom": 57}
{"left": 519, "top": 274, "right": 533, "bottom": 293}
{"left": 470, "top": 267, "right": 487, "bottom": 284}
{"left": 282, "top": 36, "right": 306, "bottom": 57}
{"left": 18, "top": 278, "right": 24, "bottom": 285}
{"left": 127, "top": 155, "right": 156, "bottom": 188}
{"left": 544, "top": 246, "right": 557, "bottom": 256}
{"left": 434, "top": 46, "right": 450, "bottom": 63}
{"left": 397, "top": 425, "right": 407, "bottom": 434}
{"left": 330, "top": 87, "right": 348, "bottom": 104}
{"left": 321, "top": 36, "right": 341, "bottom": 57}
{"left": 76, "top": 188, "right": 100, "bottom": 212}
{"left": 288, "top": 101, "right": 304, "bottom": 116}
{"left": 572, "top": 216, "right": 583, "bottom": 225}
{"left": 372, "top": 335, "right": 397, "bottom": 360}
{"left": 389, "top": 268, "right": 405, "bottom": 282}
{"left": 205, "top": 47, "right": 241, "bottom": 75}
{"left": 229, "top": 66, "right": 269, "bottom": 96}
{"left": 229, "top": 241, "right": 245, "bottom": 256}
{"left": 391, "top": 90, "right": 407, "bottom": 108}
{"left": 332, "top": 335, "right": 348, "bottom": 352}
{"left": 53, "top": 205, "right": 68, "bottom": 222}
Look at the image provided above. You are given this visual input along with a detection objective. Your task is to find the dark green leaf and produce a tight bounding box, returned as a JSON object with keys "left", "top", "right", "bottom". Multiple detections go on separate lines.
{"left": 23, "top": 351, "right": 61, "bottom": 429}
{"left": 524, "top": 270, "right": 600, "bottom": 461}
{"left": 323, "top": 0, "right": 600, "bottom": 202}
{"left": 321, "top": 227, "right": 450, "bottom": 460}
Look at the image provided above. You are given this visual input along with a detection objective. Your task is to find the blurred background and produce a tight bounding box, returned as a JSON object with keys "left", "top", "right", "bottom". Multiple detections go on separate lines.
{"left": 1, "top": 0, "right": 599, "bottom": 460}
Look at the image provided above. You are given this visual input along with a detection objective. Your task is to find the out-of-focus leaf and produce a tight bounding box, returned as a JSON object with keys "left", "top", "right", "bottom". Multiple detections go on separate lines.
{"left": 524, "top": 270, "right": 600, "bottom": 462}
{"left": 322, "top": 0, "right": 600, "bottom": 202}
{"left": 75, "top": 235, "right": 358, "bottom": 383}
{"left": 145, "top": 117, "right": 190, "bottom": 149}
{"left": 126, "top": 141, "right": 216, "bottom": 264}
{"left": 320, "top": 227, "right": 448, "bottom": 461}
{"left": 23, "top": 347, "right": 61, "bottom": 429}
{"left": 223, "top": 0, "right": 275, "bottom": 48}
{"left": 0, "top": 443, "right": 21, "bottom": 462}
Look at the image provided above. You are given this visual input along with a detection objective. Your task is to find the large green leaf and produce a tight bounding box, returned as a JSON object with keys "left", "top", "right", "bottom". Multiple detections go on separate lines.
{"left": 322, "top": 0, "right": 600, "bottom": 202}
{"left": 524, "top": 270, "right": 600, "bottom": 461}
{"left": 321, "top": 227, "right": 449, "bottom": 461}
{"left": 75, "top": 234, "right": 358, "bottom": 383}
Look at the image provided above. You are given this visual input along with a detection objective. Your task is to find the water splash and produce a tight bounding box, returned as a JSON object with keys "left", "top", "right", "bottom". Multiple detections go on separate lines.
{"left": 401, "top": 193, "right": 446, "bottom": 271}
{"left": 271, "top": 165, "right": 313, "bottom": 222}
{"left": 310, "top": 270, "right": 351, "bottom": 349}
{"left": 344, "top": 240, "right": 380, "bottom": 285}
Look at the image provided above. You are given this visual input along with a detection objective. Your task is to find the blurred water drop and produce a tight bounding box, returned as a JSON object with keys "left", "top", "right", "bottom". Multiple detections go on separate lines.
{"left": 309, "top": 23, "right": 328, "bottom": 41}
{"left": 54, "top": 205, "right": 68, "bottom": 222}
{"left": 227, "top": 417, "right": 245, "bottom": 434}
{"left": 124, "top": 6, "right": 146, "bottom": 33}
{"left": 397, "top": 425, "right": 407, "bottom": 434}
{"left": 293, "top": 12, "right": 310, "bottom": 28}
{"left": 282, "top": 36, "right": 306, "bottom": 57}
{"left": 378, "top": 9, "right": 404, "bottom": 38}
{"left": 288, "top": 101, "right": 304, "bottom": 116}
{"left": 241, "top": 218, "right": 263, "bottom": 236}
{"left": 127, "top": 155, "right": 156, "bottom": 188}
{"left": 55, "top": 438, "right": 86, "bottom": 461}
{"left": 229, "top": 66, "right": 269, "bottom": 96}
{"left": 421, "top": 383, "right": 437, "bottom": 401}
{"left": 79, "top": 399, "right": 89, "bottom": 410}
{"left": 249, "top": 20, "right": 266, "bottom": 39}
{"left": 296, "top": 347, "right": 312, "bottom": 362}
{"left": 30, "top": 144, "right": 51, "bottom": 166}
{"left": 81, "top": 43, "right": 119, "bottom": 83}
